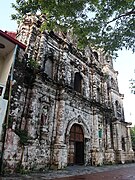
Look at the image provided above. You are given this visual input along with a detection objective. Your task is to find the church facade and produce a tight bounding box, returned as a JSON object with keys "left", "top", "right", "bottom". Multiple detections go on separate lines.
{"left": 2, "top": 14, "right": 134, "bottom": 172}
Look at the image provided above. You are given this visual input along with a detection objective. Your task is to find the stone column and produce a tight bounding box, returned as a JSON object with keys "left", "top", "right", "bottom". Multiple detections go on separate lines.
{"left": 83, "top": 75, "right": 90, "bottom": 98}
{"left": 92, "top": 112, "right": 99, "bottom": 149}
{"left": 112, "top": 122, "right": 116, "bottom": 150}
{"left": 127, "top": 126, "right": 133, "bottom": 151}
{"left": 126, "top": 126, "right": 135, "bottom": 162}
{"left": 51, "top": 89, "right": 67, "bottom": 169}
{"left": 105, "top": 122, "right": 112, "bottom": 149}
{"left": 116, "top": 121, "right": 122, "bottom": 150}
{"left": 104, "top": 82, "right": 109, "bottom": 105}
{"left": 104, "top": 120, "right": 115, "bottom": 164}
{"left": 27, "top": 87, "right": 39, "bottom": 139}
{"left": 112, "top": 121, "right": 125, "bottom": 163}
{"left": 55, "top": 95, "right": 65, "bottom": 144}
{"left": 91, "top": 108, "right": 102, "bottom": 166}
{"left": 112, "top": 121, "right": 121, "bottom": 150}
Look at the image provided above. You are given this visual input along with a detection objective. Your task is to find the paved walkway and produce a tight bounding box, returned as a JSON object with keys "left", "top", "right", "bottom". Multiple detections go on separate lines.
{"left": 1, "top": 163, "right": 135, "bottom": 179}
{"left": 54, "top": 166, "right": 135, "bottom": 180}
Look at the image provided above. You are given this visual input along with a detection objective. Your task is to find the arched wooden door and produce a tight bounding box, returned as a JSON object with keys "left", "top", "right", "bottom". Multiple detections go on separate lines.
{"left": 68, "top": 124, "right": 84, "bottom": 165}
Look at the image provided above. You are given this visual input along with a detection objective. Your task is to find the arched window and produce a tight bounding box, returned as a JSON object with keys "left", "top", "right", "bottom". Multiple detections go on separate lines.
{"left": 74, "top": 72, "right": 82, "bottom": 93}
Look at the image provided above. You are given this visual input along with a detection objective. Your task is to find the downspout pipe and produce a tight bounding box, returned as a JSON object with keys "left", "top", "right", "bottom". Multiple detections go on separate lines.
{"left": 0, "top": 44, "right": 18, "bottom": 175}
{"left": 6, "top": 44, "right": 18, "bottom": 127}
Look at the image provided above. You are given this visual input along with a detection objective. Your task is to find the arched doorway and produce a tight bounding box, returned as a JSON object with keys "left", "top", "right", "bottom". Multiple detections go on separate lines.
{"left": 68, "top": 124, "right": 84, "bottom": 165}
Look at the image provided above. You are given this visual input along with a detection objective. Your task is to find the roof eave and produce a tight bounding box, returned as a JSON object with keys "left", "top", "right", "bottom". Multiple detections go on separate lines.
{"left": 0, "top": 30, "right": 26, "bottom": 50}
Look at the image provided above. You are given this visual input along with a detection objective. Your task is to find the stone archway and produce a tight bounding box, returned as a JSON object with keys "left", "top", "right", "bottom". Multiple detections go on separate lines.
{"left": 68, "top": 123, "right": 84, "bottom": 165}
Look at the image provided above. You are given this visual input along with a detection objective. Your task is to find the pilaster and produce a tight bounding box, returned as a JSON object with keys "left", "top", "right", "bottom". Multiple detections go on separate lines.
{"left": 51, "top": 88, "right": 67, "bottom": 169}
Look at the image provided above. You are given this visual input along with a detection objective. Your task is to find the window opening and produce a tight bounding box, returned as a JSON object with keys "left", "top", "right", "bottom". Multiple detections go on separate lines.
{"left": 93, "top": 51, "right": 98, "bottom": 60}
{"left": 122, "top": 137, "right": 126, "bottom": 151}
{"left": 74, "top": 72, "right": 82, "bottom": 93}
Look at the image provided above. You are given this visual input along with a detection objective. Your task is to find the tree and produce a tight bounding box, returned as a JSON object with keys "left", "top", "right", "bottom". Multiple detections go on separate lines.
{"left": 130, "top": 125, "right": 135, "bottom": 151}
{"left": 129, "top": 78, "right": 135, "bottom": 94}
{"left": 12, "top": 0, "right": 135, "bottom": 56}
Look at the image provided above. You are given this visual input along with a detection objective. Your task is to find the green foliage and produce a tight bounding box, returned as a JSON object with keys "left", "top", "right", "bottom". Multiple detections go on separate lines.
{"left": 129, "top": 79, "right": 135, "bottom": 94}
{"left": 8, "top": 116, "right": 14, "bottom": 128}
{"left": 11, "top": 0, "right": 135, "bottom": 55}
{"left": 26, "top": 58, "right": 40, "bottom": 70}
{"left": 130, "top": 126, "right": 135, "bottom": 150}
{"left": 103, "top": 73, "right": 109, "bottom": 82}
{"left": 15, "top": 129, "right": 29, "bottom": 145}
{"left": 16, "top": 163, "right": 30, "bottom": 174}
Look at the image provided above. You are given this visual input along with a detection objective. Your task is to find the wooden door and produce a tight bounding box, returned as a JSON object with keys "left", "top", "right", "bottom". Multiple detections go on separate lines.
{"left": 68, "top": 124, "right": 84, "bottom": 165}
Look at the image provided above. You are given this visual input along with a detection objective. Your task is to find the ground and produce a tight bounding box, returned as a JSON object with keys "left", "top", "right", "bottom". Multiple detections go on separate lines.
{"left": 2, "top": 163, "right": 135, "bottom": 179}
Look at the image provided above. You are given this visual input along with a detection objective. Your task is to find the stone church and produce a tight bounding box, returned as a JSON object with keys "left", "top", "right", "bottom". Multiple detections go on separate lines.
{"left": 1, "top": 14, "right": 134, "bottom": 172}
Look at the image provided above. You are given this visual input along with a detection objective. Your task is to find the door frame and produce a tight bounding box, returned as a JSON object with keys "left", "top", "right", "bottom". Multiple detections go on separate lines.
{"left": 68, "top": 123, "right": 84, "bottom": 165}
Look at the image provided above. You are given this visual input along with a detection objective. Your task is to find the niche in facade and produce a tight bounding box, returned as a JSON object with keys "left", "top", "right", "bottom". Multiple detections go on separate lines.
{"left": 97, "top": 87, "right": 100, "bottom": 102}
{"left": 111, "top": 77, "right": 118, "bottom": 91}
{"left": 41, "top": 105, "right": 49, "bottom": 126}
{"left": 115, "top": 100, "right": 121, "bottom": 118}
{"left": 111, "top": 77, "right": 116, "bottom": 89}
{"left": 121, "top": 137, "right": 126, "bottom": 151}
{"left": 93, "top": 51, "right": 98, "bottom": 61}
{"left": 74, "top": 72, "right": 82, "bottom": 93}
{"left": 44, "top": 53, "right": 53, "bottom": 78}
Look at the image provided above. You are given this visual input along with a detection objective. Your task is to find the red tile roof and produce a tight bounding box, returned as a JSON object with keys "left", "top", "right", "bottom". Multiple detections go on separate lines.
{"left": 0, "top": 30, "right": 26, "bottom": 50}
{"left": 5, "top": 31, "right": 17, "bottom": 39}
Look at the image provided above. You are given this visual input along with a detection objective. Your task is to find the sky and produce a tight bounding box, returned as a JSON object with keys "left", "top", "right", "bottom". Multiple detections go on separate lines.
{"left": 113, "top": 51, "right": 135, "bottom": 126}
{"left": 0, "top": 0, "right": 135, "bottom": 126}
{"left": 0, "top": 0, "right": 18, "bottom": 32}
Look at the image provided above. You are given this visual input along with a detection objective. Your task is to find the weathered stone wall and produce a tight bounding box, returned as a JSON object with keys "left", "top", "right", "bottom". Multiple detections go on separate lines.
{"left": 2, "top": 14, "right": 134, "bottom": 173}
